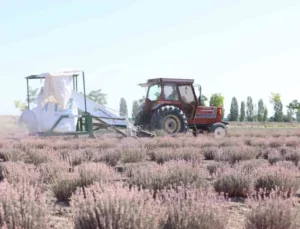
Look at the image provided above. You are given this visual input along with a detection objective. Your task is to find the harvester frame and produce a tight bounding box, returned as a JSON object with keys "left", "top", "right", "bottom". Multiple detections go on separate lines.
{"left": 23, "top": 70, "right": 154, "bottom": 138}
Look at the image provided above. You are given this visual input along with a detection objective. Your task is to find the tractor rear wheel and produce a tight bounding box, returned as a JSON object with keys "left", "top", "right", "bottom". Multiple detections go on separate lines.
{"left": 150, "top": 106, "right": 188, "bottom": 136}
{"left": 133, "top": 110, "right": 148, "bottom": 127}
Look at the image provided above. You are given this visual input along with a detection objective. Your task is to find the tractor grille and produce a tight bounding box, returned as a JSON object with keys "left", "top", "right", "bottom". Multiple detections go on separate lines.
{"left": 195, "top": 107, "right": 217, "bottom": 119}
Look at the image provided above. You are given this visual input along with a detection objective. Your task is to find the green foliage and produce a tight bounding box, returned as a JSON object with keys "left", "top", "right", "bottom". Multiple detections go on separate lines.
{"left": 257, "top": 99, "right": 265, "bottom": 122}
{"left": 263, "top": 106, "right": 268, "bottom": 122}
{"left": 200, "top": 95, "right": 208, "bottom": 106}
{"left": 253, "top": 104, "right": 258, "bottom": 122}
{"left": 14, "top": 101, "right": 28, "bottom": 112}
{"left": 240, "top": 101, "right": 245, "bottom": 122}
{"left": 246, "top": 96, "right": 254, "bottom": 122}
{"left": 86, "top": 89, "right": 107, "bottom": 106}
{"left": 287, "top": 100, "right": 300, "bottom": 122}
{"left": 229, "top": 97, "right": 239, "bottom": 121}
{"left": 14, "top": 87, "right": 39, "bottom": 112}
{"left": 209, "top": 93, "right": 224, "bottom": 107}
{"left": 132, "top": 100, "right": 140, "bottom": 120}
{"left": 270, "top": 93, "right": 283, "bottom": 122}
{"left": 119, "top": 98, "right": 128, "bottom": 117}
{"left": 132, "top": 96, "right": 145, "bottom": 120}
{"left": 284, "top": 110, "right": 293, "bottom": 122}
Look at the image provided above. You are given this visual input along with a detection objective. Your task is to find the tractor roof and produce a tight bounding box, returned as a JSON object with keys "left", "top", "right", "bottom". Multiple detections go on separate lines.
{"left": 138, "top": 78, "right": 194, "bottom": 87}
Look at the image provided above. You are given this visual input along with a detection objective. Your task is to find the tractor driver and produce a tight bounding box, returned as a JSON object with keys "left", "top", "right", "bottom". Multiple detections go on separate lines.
{"left": 166, "top": 85, "right": 179, "bottom": 100}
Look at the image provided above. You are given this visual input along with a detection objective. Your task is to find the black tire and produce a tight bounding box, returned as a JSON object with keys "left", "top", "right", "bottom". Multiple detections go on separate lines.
{"left": 133, "top": 110, "right": 148, "bottom": 127}
{"left": 210, "top": 123, "right": 227, "bottom": 138}
{"left": 150, "top": 105, "right": 188, "bottom": 136}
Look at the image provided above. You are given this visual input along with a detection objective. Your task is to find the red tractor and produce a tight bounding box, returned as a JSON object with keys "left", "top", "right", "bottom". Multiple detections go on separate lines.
{"left": 133, "top": 78, "right": 228, "bottom": 137}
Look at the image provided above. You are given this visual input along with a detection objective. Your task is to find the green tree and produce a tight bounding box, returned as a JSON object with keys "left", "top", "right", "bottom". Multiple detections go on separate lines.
{"left": 209, "top": 93, "right": 224, "bottom": 107}
{"left": 246, "top": 96, "right": 254, "bottom": 122}
{"left": 269, "top": 93, "right": 283, "bottom": 122}
{"left": 253, "top": 104, "right": 258, "bottom": 122}
{"left": 229, "top": 97, "right": 239, "bottom": 121}
{"left": 263, "top": 106, "right": 268, "bottom": 122}
{"left": 284, "top": 110, "right": 293, "bottom": 122}
{"left": 297, "top": 109, "right": 300, "bottom": 122}
{"left": 199, "top": 95, "right": 208, "bottom": 106}
{"left": 87, "top": 89, "right": 107, "bottom": 105}
{"left": 132, "top": 100, "right": 140, "bottom": 120}
{"left": 240, "top": 101, "right": 245, "bottom": 122}
{"left": 14, "top": 87, "right": 39, "bottom": 112}
{"left": 257, "top": 99, "right": 265, "bottom": 122}
{"left": 287, "top": 100, "right": 300, "bottom": 122}
{"left": 132, "top": 96, "right": 146, "bottom": 120}
{"left": 119, "top": 98, "right": 128, "bottom": 117}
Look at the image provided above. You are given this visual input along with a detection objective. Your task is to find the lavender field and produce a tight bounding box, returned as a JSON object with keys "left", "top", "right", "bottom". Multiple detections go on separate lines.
{"left": 1, "top": 117, "right": 300, "bottom": 228}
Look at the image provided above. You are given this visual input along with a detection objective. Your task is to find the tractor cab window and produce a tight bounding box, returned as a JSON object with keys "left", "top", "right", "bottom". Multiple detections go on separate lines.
{"left": 178, "top": 85, "right": 196, "bottom": 103}
{"left": 178, "top": 85, "right": 196, "bottom": 119}
{"left": 147, "top": 84, "right": 161, "bottom": 101}
{"left": 164, "top": 85, "right": 179, "bottom": 101}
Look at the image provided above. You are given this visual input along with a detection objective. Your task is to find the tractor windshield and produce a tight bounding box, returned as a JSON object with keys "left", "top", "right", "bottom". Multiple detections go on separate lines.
{"left": 147, "top": 84, "right": 161, "bottom": 101}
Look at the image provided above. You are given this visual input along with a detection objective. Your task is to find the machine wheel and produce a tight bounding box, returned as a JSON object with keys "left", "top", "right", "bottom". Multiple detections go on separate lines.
{"left": 212, "top": 125, "right": 227, "bottom": 138}
{"left": 150, "top": 105, "right": 188, "bottom": 136}
{"left": 133, "top": 110, "right": 148, "bottom": 127}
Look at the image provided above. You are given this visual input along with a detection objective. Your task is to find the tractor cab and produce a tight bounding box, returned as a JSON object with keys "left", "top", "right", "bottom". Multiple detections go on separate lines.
{"left": 135, "top": 78, "right": 228, "bottom": 137}
{"left": 139, "top": 78, "right": 198, "bottom": 120}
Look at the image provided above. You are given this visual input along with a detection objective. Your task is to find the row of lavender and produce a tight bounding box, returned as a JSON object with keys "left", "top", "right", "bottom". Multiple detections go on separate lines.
{"left": 1, "top": 131, "right": 300, "bottom": 228}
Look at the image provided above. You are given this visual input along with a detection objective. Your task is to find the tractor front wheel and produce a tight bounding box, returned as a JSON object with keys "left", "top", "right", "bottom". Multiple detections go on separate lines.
{"left": 213, "top": 126, "right": 227, "bottom": 138}
{"left": 150, "top": 106, "right": 188, "bottom": 136}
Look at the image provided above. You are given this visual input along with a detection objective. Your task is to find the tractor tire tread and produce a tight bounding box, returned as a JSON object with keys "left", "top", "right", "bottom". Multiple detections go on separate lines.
{"left": 150, "top": 105, "right": 188, "bottom": 135}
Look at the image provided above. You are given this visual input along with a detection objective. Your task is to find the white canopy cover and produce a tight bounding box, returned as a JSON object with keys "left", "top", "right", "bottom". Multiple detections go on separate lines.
{"left": 39, "top": 69, "right": 82, "bottom": 109}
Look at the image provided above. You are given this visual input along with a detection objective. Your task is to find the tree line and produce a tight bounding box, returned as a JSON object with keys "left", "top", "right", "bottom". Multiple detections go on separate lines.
{"left": 226, "top": 93, "right": 300, "bottom": 122}
{"left": 14, "top": 88, "right": 300, "bottom": 123}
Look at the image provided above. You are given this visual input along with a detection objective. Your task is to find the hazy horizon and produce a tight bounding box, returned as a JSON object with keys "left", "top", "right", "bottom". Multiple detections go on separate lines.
{"left": 1, "top": 0, "right": 300, "bottom": 118}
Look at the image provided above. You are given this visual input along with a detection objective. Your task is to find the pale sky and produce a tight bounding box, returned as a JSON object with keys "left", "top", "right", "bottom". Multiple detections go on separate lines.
{"left": 1, "top": 0, "right": 300, "bottom": 118}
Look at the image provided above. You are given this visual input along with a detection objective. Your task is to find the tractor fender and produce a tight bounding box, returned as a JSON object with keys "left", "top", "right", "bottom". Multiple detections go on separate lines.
{"left": 210, "top": 122, "right": 228, "bottom": 132}
{"left": 151, "top": 103, "right": 180, "bottom": 111}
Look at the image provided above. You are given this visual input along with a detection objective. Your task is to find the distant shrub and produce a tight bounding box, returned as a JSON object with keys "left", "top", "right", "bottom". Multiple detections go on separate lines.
{"left": 246, "top": 138, "right": 269, "bottom": 147}
{"left": 51, "top": 171, "right": 80, "bottom": 202}
{"left": 38, "top": 161, "right": 72, "bottom": 184}
{"left": 76, "top": 162, "right": 119, "bottom": 188}
{"left": 214, "top": 168, "right": 252, "bottom": 198}
{"left": 214, "top": 146, "right": 257, "bottom": 165}
{"left": 267, "top": 149, "right": 284, "bottom": 165}
{"left": 128, "top": 161, "right": 209, "bottom": 197}
{"left": 202, "top": 147, "right": 218, "bottom": 160}
{"left": 157, "top": 137, "right": 184, "bottom": 148}
{"left": 269, "top": 140, "right": 282, "bottom": 148}
{"left": 0, "top": 148, "right": 26, "bottom": 162}
{"left": 51, "top": 162, "right": 118, "bottom": 202}
{"left": 234, "top": 159, "right": 268, "bottom": 174}
{"left": 245, "top": 195, "right": 298, "bottom": 229}
{"left": 285, "top": 138, "right": 299, "bottom": 148}
{"left": 253, "top": 166, "right": 299, "bottom": 198}
{"left": 71, "top": 182, "right": 166, "bottom": 229}
{"left": 149, "top": 147, "right": 201, "bottom": 164}
{"left": 93, "top": 148, "right": 121, "bottom": 166}
{"left": 161, "top": 188, "right": 227, "bottom": 229}
{"left": 285, "top": 150, "right": 300, "bottom": 166}
{"left": 206, "top": 161, "right": 228, "bottom": 175}
{"left": 60, "top": 150, "right": 88, "bottom": 167}
{"left": 24, "top": 148, "right": 56, "bottom": 165}
{"left": 276, "top": 161, "right": 297, "bottom": 170}
{"left": 0, "top": 180, "right": 49, "bottom": 229}
{"left": 119, "top": 146, "right": 147, "bottom": 163}
{"left": 0, "top": 162, "right": 42, "bottom": 186}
